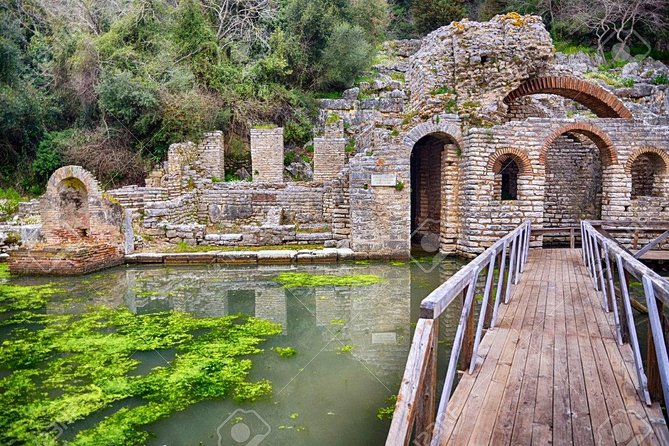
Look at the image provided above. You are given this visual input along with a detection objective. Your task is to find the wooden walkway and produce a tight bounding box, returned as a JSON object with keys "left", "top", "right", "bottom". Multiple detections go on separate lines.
{"left": 440, "top": 248, "right": 669, "bottom": 445}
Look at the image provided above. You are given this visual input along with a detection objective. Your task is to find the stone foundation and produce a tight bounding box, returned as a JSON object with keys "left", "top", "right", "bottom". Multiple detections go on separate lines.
{"left": 9, "top": 243, "right": 124, "bottom": 275}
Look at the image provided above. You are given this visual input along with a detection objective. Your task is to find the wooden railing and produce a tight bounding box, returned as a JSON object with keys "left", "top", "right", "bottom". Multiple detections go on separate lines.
{"left": 386, "top": 221, "right": 532, "bottom": 446}
{"left": 581, "top": 221, "right": 669, "bottom": 410}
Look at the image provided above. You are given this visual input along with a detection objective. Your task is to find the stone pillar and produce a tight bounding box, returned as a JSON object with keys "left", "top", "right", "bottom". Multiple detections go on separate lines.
{"left": 199, "top": 131, "right": 225, "bottom": 180}
{"left": 250, "top": 127, "right": 284, "bottom": 183}
{"left": 440, "top": 144, "right": 460, "bottom": 253}
{"left": 314, "top": 137, "right": 346, "bottom": 181}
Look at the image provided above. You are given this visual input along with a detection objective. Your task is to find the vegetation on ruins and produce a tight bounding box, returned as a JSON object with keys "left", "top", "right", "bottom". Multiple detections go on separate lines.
{"left": 1, "top": 0, "right": 667, "bottom": 196}
{"left": 0, "top": 263, "right": 285, "bottom": 445}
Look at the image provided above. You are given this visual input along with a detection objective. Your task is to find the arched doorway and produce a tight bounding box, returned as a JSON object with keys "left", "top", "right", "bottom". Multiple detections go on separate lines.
{"left": 57, "top": 177, "right": 90, "bottom": 237}
{"left": 541, "top": 124, "right": 617, "bottom": 241}
{"left": 410, "top": 132, "right": 460, "bottom": 253}
{"left": 628, "top": 149, "right": 669, "bottom": 199}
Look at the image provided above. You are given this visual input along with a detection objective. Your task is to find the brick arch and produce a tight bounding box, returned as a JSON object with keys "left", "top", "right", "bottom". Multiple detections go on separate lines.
{"left": 403, "top": 118, "right": 464, "bottom": 150}
{"left": 487, "top": 148, "right": 534, "bottom": 175}
{"left": 540, "top": 123, "right": 618, "bottom": 167}
{"left": 625, "top": 147, "right": 669, "bottom": 174}
{"left": 504, "top": 76, "right": 633, "bottom": 119}
{"left": 46, "top": 165, "right": 102, "bottom": 199}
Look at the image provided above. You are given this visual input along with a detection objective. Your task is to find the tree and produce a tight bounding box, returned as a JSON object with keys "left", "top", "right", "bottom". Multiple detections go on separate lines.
{"left": 557, "top": 0, "right": 668, "bottom": 54}
{"left": 411, "top": 0, "right": 467, "bottom": 34}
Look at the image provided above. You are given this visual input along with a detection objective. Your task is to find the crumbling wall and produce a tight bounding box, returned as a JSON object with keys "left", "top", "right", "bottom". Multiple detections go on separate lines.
{"left": 407, "top": 14, "right": 554, "bottom": 125}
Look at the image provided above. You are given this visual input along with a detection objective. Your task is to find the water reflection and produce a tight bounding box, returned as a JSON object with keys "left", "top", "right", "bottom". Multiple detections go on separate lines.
{"left": 35, "top": 259, "right": 467, "bottom": 445}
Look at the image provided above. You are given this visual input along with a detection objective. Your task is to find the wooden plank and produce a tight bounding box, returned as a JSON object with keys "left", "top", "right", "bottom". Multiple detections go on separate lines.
{"left": 552, "top": 249, "right": 573, "bottom": 445}
{"left": 467, "top": 254, "right": 543, "bottom": 445}
{"left": 577, "top": 258, "right": 637, "bottom": 445}
{"left": 571, "top": 256, "right": 615, "bottom": 446}
{"left": 634, "top": 230, "right": 669, "bottom": 259}
{"left": 565, "top": 277, "right": 595, "bottom": 444}
{"left": 531, "top": 249, "right": 556, "bottom": 444}
{"left": 386, "top": 318, "right": 436, "bottom": 446}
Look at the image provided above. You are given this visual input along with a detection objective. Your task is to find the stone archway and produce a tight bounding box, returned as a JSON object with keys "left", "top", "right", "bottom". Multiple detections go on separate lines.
{"left": 540, "top": 123, "right": 617, "bottom": 229}
{"left": 409, "top": 130, "right": 461, "bottom": 254}
{"left": 42, "top": 165, "right": 103, "bottom": 243}
{"left": 626, "top": 147, "right": 669, "bottom": 199}
{"left": 504, "top": 76, "right": 633, "bottom": 119}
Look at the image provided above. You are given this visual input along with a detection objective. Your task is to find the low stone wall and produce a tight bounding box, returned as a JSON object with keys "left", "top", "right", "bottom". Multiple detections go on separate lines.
{"left": 9, "top": 244, "right": 124, "bottom": 275}
{"left": 200, "top": 182, "right": 331, "bottom": 226}
{"left": 143, "top": 192, "right": 198, "bottom": 226}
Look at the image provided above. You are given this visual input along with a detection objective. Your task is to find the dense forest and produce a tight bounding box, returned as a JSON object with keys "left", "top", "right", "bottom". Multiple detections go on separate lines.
{"left": 1, "top": 0, "right": 667, "bottom": 196}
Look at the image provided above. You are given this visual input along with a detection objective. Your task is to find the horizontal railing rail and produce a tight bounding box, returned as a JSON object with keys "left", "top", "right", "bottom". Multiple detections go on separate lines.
{"left": 387, "top": 220, "right": 532, "bottom": 446}
{"left": 581, "top": 221, "right": 669, "bottom": 412}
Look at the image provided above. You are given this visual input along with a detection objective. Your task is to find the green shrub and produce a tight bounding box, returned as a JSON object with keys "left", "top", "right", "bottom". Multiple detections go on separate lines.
{"left": 33, "top": 129, "right": 78, "bottom": 180}
{"left": 653, "top": 74, "right": 669, "bottom": 85}
{"left": 320, "top": 23, "right": 375, "bottom": 90}
{"left": 0, "top": 188, "right": 22, "bottom": 218}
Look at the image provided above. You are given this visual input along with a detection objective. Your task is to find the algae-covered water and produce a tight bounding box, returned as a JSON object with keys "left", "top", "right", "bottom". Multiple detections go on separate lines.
{"left": 0, "top": 258, "right": 467, "bottom": 446}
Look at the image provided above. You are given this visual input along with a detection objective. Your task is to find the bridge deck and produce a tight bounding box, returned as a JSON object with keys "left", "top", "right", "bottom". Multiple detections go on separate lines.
{"left": 440, "top": 248, "right": 669, "bottom": 445}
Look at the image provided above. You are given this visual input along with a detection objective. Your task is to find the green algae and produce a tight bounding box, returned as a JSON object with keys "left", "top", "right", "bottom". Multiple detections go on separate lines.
{"left": 0, "top": 277, "right": 283, "bottom": 445}
{"left": 272, "top": 347, "right": 297, "bottom": 358}
{"left": 274, "top": 272, "right": 383, "bottom": 288}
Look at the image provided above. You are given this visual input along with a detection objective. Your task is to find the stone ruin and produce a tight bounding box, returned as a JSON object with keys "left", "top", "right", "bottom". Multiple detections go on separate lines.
{"left": 9, "top": 166, "right": 129, "bottom": 275}
{"left": 7, "top": 14, "right": 669, "bottom": 269}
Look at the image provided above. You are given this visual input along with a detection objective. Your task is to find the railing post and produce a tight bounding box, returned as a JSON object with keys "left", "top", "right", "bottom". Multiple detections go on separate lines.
{"left": 460, "top": 280, "right": 477, "bottom": 370}
{"left": 643, "top": 275, "right": 669, "bottom": 410}
{"left": 505, "top": 237, "right": 517, "bottom": 304}
{"left": 490, "top": 241, "right": 508, "bottom": 329}
{"left": 570, "top": 227, "right": 575, "bottom": 249}
{"left": 415, "top": 319, "right": 439, "bottom": 445}
{"left": 514, "top": 228, "right": 523, "bottom": 285}
{"left": 470, "top": 250, "right": 497, "bottom": 373}
{"left": 432, "top": 272, "right": 480, "bottom": 443}
{"left": 616, "top": 254, "right": 651, "bottom": 404}
{"left": 592, "top": 236, "right": 609, "bottom": 311}
{"left": 603, "top": 245, "right": 622, "bottom": 345}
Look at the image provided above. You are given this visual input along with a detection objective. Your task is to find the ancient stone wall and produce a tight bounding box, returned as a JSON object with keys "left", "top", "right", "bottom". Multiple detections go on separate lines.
{"left": 459, "top": 118, "right": 669, "bottom": 254}
{"left": 406, "top": 14, "right": 554, "bottom": 125}
{"left": 313, "top": 136, "right": 346, "bottom": 182}
{"left": 250, "top": 128, "right": 284, "bottom": 183}
{"left": 544, "top": 134, "right": 603, "bottom": 226}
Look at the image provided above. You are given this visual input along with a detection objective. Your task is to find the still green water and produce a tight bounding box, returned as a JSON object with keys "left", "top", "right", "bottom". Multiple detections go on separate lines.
{"left": 0, "top": 258, "right": 467, "bottom": 445}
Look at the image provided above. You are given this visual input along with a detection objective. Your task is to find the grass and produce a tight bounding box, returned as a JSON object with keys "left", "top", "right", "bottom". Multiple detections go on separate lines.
{"left": 169, "top": 243, "right": 324, "bottom": 253}
{"left": 553, "top": 39, "right": 596, "bottom": 56}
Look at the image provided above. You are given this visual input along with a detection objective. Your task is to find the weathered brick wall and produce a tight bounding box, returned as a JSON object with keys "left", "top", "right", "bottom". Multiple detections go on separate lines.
{"left": 313, "top": 136, "right": 346, "bottom": 182}
{"left": 544, "top": 134, "right": 603, "bottom": 226}
{"left": 200, "top": 183, "right": 330, "bottom": 226}
{"left": 459, "top": 118, "right": 669, "bottom": 254}
{"left": 407, "top": 14, "right": 554, "bottom": 125}
{"left": 250, "top": 128, "right": 284, "bottom": 183}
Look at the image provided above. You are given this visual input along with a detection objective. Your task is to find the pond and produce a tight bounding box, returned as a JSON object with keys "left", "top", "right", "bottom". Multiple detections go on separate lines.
{"left": 0, "top": 258, "right": 468, "bottom": 446}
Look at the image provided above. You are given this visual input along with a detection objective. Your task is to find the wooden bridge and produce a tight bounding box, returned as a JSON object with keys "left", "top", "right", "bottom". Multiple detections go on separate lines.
{"left": 387, "top": 221, "right": 669, "bottom": 446}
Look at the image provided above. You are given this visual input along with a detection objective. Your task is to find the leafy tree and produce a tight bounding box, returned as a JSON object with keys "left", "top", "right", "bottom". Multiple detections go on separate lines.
{"left": 320, "top": 23, "right": 375, "bottom": 89}
{"left": 411, "top": 0, "right": 467, "bottom": 34}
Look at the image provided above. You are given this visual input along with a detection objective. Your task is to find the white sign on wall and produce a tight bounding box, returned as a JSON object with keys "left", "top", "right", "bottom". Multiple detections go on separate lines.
{"left": 371, "top": 174, "right": 397, "bottom": 187}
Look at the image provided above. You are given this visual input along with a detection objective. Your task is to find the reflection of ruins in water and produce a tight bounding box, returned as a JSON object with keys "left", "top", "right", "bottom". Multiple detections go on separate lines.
{"left": 67, "top": 264, "right": 419, "bottom": 383}
{"left": 44, "top": 260, "right": 467, "bottom": 387}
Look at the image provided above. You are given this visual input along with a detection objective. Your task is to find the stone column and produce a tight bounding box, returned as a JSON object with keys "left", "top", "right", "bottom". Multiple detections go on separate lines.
{"left": 314, "top": 137, "right": 346, "bottom": 181}
{"left": 250, "top": 127, "right": 284, "bottom": 183}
